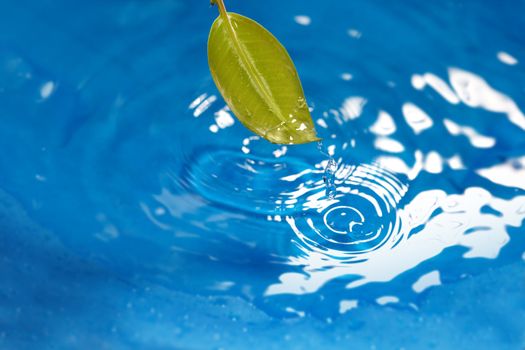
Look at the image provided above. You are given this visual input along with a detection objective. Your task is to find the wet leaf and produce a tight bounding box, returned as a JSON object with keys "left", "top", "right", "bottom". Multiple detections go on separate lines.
{"left": 208, "top": 0, "right": 320, "bottom": 144}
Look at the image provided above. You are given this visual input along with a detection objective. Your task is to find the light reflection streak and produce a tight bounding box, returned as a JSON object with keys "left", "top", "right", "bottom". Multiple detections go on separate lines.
{"left": 294, "top": 15, "right": 311, "bottom": 26}
{"left": 370, "top": 110, "right": 396, "bottom": 136}
{"left": 340, "top": 97, "right": 367, "bottom": 121}
{"left": 412, "top": 270, "right": 441, "bottom": 293}
{"left": 376, "top": 296, "right": 399, "bottom": 305}
{"left": 497, "top": 51, "right": 518, "bottom": 66}
{"left": 449, "top": 68, "right": 525, "bottom": 130}
{"left": 443, "top": 118, "right": 496, "bottom": 148}
{"left": 477, "top": 156, "right": 525, "bottom": 190}
{"left": 167, "top": 63, "right": 525, "bottom": 308}
{"left": 266, "top": 186, "right": 525, "bottom": 296}
{"left": 411, "top": 73, "right": 460, "bottom": 104}
{"left": 374, "top": 136, "right": 405, "bottom": 153}
{"left": 402, "top": 103, "right": 433, "bottom": 134}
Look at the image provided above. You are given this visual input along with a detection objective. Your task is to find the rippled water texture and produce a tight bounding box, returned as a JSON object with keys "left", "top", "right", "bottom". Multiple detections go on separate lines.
{"left": 1, "top": 0, "right": 525, "bottom": 349}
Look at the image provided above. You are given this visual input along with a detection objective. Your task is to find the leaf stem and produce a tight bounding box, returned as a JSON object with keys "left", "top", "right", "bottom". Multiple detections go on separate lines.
{"left": 212, "top": 0, "right": 235, "bottom": 34}
{"left": 214, "top": 0, "right": 228, "bottom": 18}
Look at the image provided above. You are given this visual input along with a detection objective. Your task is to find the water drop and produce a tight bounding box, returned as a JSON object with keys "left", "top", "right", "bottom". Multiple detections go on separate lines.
{"left": 317, "top": 141, "right": 337, "bottom": 199}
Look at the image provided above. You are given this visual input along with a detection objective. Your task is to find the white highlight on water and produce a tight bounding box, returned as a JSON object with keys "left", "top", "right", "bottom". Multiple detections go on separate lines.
{"left": 316, "top": 118, "right": 328, "bottom": 129}
{"left": 402, "top": 103, "right": 433, "bottom": 134}
{"left": 266, "top": 187, "right": 525, "bottom": 296}
{"left": 412, "top": 68, "right": 525, "bottom": 131}
{"left": 294, "top": 15, "right": 311, "bottom": 26}
{"left": 477, "top": 156, "right": 525, "bottom": 191}
{"left": 443, "top": 118, "right": 496, "bottom": 148}
{"left": 340, "top": 97, "right": 367, "bottom": 121}
{"left": 192, "top": 95, "right": 217, "bottom": 117}
{"left": 285, "top": 307, "right": 305, "bottom": 317}
{"left": 376, "top": 296, "right": 399, "bottom": 305}
{"left": 412, "top": 270, "right": 441, "bottom": 293}
{"left": 374, "top": 137, "right": 405, "bottom": 153}
{"left": 40, "top": 81, "right": 55, "bottom": 99}
{"left": 339, "top": 300, "right": 358, "bottom": 314}
{"left": 370, "top": 110, "right": 396, "bottom": 136}
{"left": 449, "top": 67, "right": 525, "bottom": 130}
{"left": 348, "top": 29, "right": 362, "bottom": 38}
{"left": 411, "top": 73, "right": 459, "bottom": 104}
{"left": 497, "top": 51, "right": 518, "bottom": 65}
{"left": 214, "top": 108, "right": 235, "bottom": 128}
{"left": 424, "top": 151, "right": 443, "bottom": 174}
{"left": 341, "top": 73, "right": 353, "bottom": 81}
{"left": 188, "top": 93, "right": 208, "bottom": 109}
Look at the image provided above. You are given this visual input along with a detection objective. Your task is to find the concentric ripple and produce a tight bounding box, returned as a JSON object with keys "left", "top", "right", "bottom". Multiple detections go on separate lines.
{"left": 187, "top": 93, "right": 409, "bottom": 263}
{"left": 286, "top": 163, "right": 408, "bottom": 258}
{"left": 189, "top": 147, "right": 317, "bottom": 216}
{"left": 187, "top": 96, "right": 360, "bottom": 218}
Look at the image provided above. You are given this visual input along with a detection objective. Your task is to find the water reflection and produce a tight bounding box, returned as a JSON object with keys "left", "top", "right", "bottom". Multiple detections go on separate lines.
{"left": 478, "top": 156, "right": 525, "bottom": 190}
{"left": 267, "top": 186, "right": 525, "bottom": 296}
{"left": 176, "top": 63, "right": 525, "bottom": 313}
{"left": 449, "top": 68, "right": 525, "bottom": 130}
{"left": 402, "top": 102, "right": 433, "bottom": 134}
{"left": 497, "top": 51, "right": 518, "bottom": 66}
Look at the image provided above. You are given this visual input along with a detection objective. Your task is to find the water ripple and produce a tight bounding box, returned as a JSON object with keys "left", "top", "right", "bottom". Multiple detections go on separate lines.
{"left": 286, "top": 163, "right": 407, "bottom": 258}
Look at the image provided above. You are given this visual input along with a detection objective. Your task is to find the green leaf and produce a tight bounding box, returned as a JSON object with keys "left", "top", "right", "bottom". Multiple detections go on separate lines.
{"left": 207, "top": 0, "right": 320, "bottom": 144}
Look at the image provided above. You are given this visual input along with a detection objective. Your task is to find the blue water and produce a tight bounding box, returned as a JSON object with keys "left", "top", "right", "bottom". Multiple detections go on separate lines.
{"left": 1, "top": 0, "right": 525, "bottom": 348}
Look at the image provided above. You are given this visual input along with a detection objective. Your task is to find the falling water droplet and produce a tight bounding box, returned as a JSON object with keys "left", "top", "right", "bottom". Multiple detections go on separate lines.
{"left": 317, "top": 141, "right": 337, "bottom": 199}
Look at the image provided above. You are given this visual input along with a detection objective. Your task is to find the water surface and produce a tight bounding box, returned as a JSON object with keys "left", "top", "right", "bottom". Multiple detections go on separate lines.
{"left": 0, "top": 0, "right": 524, "bottom": 349}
